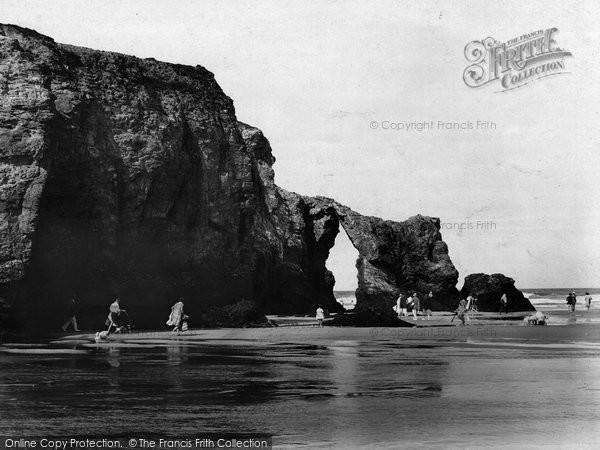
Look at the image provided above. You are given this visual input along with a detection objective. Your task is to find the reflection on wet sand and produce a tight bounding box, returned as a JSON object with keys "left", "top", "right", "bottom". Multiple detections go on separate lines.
{"left": 0, "top": 338, "right": 599, "bottom": 447}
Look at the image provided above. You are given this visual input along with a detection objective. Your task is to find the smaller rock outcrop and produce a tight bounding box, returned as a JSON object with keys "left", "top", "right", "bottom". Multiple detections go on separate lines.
{"left": 460, "top": 273, "right": 535, "bottom": 312}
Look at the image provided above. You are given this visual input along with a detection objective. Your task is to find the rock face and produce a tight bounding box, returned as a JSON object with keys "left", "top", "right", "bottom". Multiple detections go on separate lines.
{"left": 0, "top": 24, "right": 465, "bottom": 331}
{"left": 460, "top": 273, "right": 535, "bottom": 312}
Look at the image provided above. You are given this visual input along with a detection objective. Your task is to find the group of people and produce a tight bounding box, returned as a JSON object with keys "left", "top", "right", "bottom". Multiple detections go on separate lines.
{"left": 566, "top": 291, "right": 592, "bottom": 312}
{"left": 61, "top": 297, "right": 190, "bottom": 336}
{"left": 395, "top": 291, "right": 434, "bottom": 320}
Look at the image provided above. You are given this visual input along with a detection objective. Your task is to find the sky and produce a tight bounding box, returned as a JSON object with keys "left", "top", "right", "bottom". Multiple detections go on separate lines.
{"left": 2, "top": 0, "right": 599, "bottom": 289}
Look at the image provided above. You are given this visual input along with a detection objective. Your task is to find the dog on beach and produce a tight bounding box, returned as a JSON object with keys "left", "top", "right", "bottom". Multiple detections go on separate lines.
{"left": 95, "top": 330, "right": 110, "bottom": 342}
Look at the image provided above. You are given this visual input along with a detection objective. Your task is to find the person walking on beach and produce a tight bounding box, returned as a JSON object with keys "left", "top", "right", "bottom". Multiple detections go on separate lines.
{"left": 167, "top": 298, "right": 187, "bottom": 334}
{"left": 466, "top": 293, "right": 475, "bottom": 321}
{"left": 584, "top": 292, "right": 592, "bottom": 311}
{"left": 316, "top": 304, "right": 325, "bottom": 327}
{"left": 422, "top": 291, "right": 433, "bottom": 320}
{"left": 411, "top": 292, "right": 420, "bottom": 320}
{"left": 61, "top": 296, "right": 80, "bottom": 332}
{"left": 566, "top": 293, "right": 573, "bottom": 311}
{"left": 454, "top": 298, "right": 467, "bottom": 326}
{"left": 566, "top": 292, "right": 577, "bottom": 312}
{"left": 499, "top": 293, "right": 508, "bottom": 314}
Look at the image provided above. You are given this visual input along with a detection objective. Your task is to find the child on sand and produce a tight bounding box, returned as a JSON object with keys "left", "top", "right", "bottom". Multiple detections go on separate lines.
{"left": 316, "top": 305, "right": 325, "bottom": 327}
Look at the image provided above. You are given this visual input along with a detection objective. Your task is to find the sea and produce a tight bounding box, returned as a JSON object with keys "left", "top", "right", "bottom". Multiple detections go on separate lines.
{"left": 522, "top": 287, "right": 600, "bottom": 310}
{"left": 334, "top": 290, "right": 357, "bottom": 310}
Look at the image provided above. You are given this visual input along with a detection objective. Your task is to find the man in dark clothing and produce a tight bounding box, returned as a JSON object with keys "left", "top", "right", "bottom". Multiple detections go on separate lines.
{"left": 61, "top": 296, "right": 80, "bottom": 332}
{"left": 399, "top": 293, "right": 408, "bottom": 317}
{"left": 566, "top": 293, "right": 573, "bottom": 311}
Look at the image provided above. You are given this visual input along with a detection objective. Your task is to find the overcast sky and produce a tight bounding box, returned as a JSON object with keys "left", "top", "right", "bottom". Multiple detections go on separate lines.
{"left": 3, "top": 0, "right": 599, "bottom": 289}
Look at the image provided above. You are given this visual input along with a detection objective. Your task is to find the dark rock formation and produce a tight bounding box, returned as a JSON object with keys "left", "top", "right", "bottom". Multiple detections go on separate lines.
{"left": 0, "top": 24, "right": 466, "bottom": 331}
{"left": 460, "top": 273, "right": 535, "bottom": 312}
{"left": 0, "top": 24, "right": 276, "bottom": 329}
{"left": 199, "top": 299, "right": 271, "bottom": 328}
{"left": 289, "top": 197, "right": 460, "bottom": 322}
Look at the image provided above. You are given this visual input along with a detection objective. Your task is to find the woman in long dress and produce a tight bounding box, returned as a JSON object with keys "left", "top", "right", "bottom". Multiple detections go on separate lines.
{"left": 167, "top": 298, "right": 186, "bottom": 333}
{"left": 316, "top": 305, "right": 325, "bottom": 327}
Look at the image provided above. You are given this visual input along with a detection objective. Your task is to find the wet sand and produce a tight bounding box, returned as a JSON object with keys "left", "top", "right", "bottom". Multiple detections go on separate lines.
{"left": 35, "top": 309, "right": 600, "bottom": 349}
{"left": 2, "top": 309, "right": 600, "bottom": 448}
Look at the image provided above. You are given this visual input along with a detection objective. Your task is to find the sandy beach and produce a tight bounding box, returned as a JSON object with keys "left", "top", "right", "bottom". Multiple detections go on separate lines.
{"left": 1, "top": 309, "right": 591, "bottom": 351}
{"left": 2, "top": 309, "right": 600, "bottom": 449}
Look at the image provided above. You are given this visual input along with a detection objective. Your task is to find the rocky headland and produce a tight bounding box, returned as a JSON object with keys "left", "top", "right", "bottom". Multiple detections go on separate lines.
{"left": 0, "top": 24, "right": 534, "bottom": 331}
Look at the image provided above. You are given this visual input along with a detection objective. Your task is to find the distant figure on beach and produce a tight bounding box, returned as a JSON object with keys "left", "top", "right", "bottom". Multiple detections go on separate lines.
{"left": 499, "top": 293, "right": 508, "bottom": 314}
{"left": 524, "top": 311, "right": 548, "bottom": 326}
{"left": 453, "top": 298, "right": 467, "bottom": 325}
{"left": 421, "top": 291, "right": 433, "bottom": 320}
{"left": 167, "top": 298, "right": 188, "bottom": 334}
{"left": 396, "top": 293, "right": 408, "bottom": 318}
{"left": 402, "top": 294, "right": 408, "bottom": 317}
{"left": 316, "top": 305, "right": 325, "bottom": 327}
{"left": 411, "top": 292, "right": 420, "bottom": 320}
{"left": 61, "top": 296, "right": 80, "bottom": 332}
{"left": 465, "top": 293, "right": 474, "bottom": 321}
{"left": 584, "top": 292, "right": 592, "bottom": 311}
{"left": 566, "top": 292, "right": 577, "bottom": 312}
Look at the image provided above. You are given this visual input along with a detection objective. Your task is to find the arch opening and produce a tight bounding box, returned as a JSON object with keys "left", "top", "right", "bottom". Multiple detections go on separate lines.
{"left": 326, "top": 226, "right": 359, "bottom": 310}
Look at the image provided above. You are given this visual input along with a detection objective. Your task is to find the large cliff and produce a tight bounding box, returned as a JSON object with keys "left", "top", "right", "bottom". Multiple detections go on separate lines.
{"left": 0, "top": 25, "right": 522, "bottom": 331}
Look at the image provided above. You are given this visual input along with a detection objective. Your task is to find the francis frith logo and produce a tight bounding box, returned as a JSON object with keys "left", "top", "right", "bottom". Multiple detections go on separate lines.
{"left": 463, "top": 28, "right": 572, "bottom": 91}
